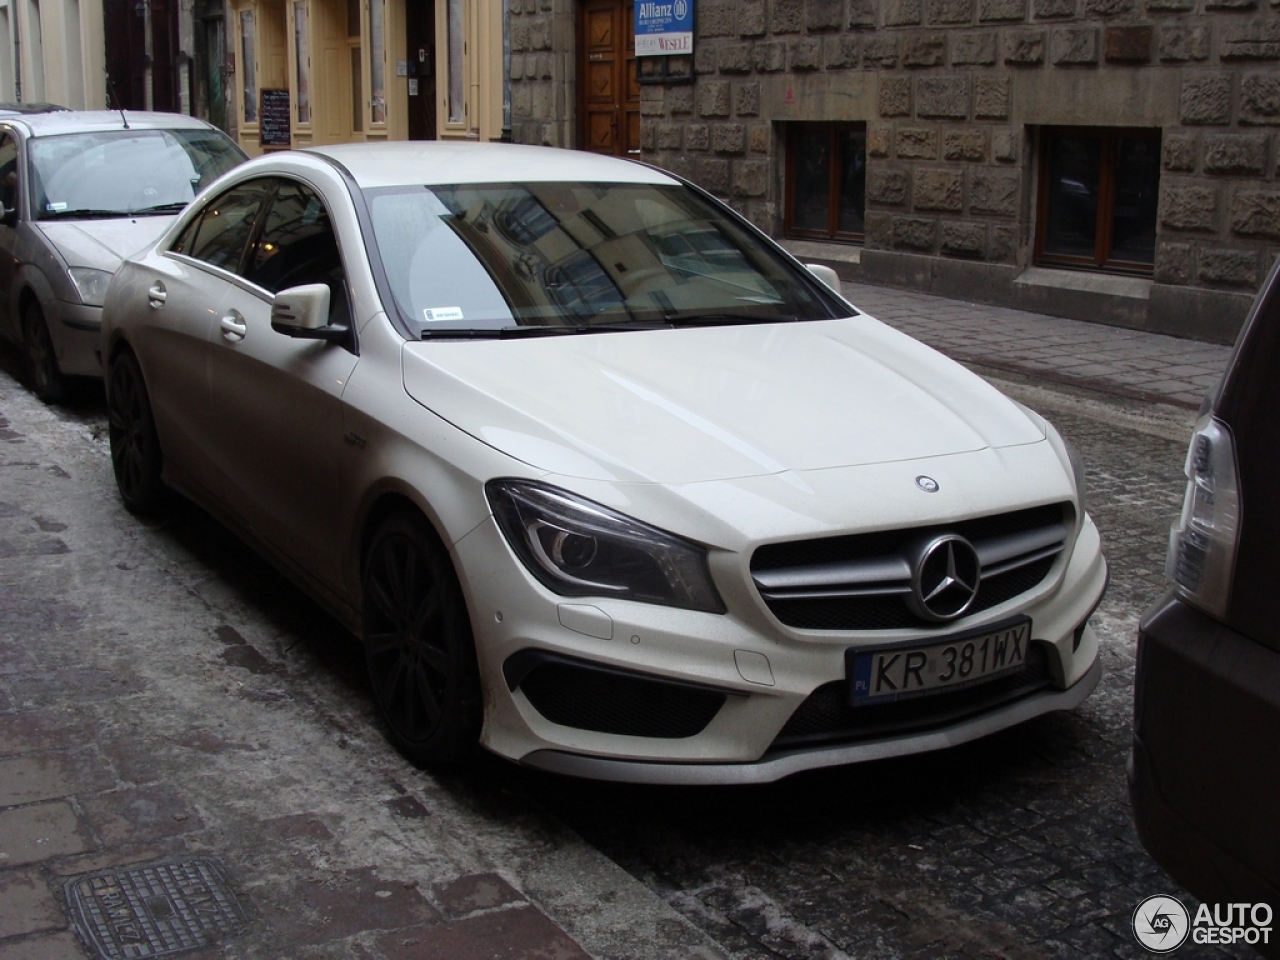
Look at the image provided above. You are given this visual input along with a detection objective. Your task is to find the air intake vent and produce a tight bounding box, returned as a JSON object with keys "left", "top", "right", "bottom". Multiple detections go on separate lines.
{"left": 505, "top": 650, "right": 727, "bottom": 739}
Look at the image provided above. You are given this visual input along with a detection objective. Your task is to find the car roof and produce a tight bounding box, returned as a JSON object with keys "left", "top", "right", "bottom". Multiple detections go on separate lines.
{"left": 304, "top": 141, "right": 678, "bottom": 189}
{"left": 0, "top": 102, "right": 69, "bottom": 116}
{"left": 5, "top": 110, "right": 219, "bottom": 138}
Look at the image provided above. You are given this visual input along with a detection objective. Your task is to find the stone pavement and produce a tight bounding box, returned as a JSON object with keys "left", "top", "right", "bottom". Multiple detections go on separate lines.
{"left": 842, "top": 280, "right": 1237, "bottom": 410}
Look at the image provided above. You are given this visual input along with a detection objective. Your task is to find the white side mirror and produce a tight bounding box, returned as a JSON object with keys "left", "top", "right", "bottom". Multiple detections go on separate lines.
{"left": 271, "top": 283, "right": 331, "bottom": 331}
{"left": 805, "top": 263, "right": 842, "bottom": 294}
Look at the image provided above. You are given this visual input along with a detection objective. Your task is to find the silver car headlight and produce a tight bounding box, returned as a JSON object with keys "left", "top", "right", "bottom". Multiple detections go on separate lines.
{"left": 67, "top": 267, "right": 113, "bottom": 307}
{"left": 487, "top": 479, "right": 724, "bottom": 613}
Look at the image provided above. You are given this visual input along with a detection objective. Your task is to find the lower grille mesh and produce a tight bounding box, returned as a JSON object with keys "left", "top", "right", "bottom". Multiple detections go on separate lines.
{"left": 771, "top": 642, "right": 1052, "bottom": 751}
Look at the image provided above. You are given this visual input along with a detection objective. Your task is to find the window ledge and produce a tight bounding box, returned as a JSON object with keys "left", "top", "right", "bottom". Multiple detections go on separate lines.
{"left": 779, "top": 239, "right": 862, "bottom": 265}
{"left": 1015, "top": 266, "right": 1151, "bottom": 301}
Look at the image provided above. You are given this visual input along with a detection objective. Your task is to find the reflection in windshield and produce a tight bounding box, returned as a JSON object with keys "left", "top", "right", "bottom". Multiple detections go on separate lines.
{"left": 30, "top": 129, "right": 245, "bottom": 220}
{"left": 366, "top": 181, "right": 835, "bottom": 335}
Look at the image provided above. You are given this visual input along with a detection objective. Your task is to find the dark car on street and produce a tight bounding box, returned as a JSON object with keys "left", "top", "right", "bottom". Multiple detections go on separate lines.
{"left": 1129, "top": 255, "right": 1280, "bottom": 947}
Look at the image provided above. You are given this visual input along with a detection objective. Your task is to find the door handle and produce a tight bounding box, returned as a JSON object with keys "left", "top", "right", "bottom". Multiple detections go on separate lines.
{"left": 220, "top": 311, "right": 247, "bottom": 341}
{"left": 147, "top": 282, "right": 166, "bottom": 308}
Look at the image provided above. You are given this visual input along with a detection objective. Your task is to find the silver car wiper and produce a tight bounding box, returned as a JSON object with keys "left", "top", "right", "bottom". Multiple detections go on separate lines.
{"left": 132, "top": 202, "right": 190, "bottom": 215}
{"left": 39, "top": 208, "right": 134, "bottom": 221}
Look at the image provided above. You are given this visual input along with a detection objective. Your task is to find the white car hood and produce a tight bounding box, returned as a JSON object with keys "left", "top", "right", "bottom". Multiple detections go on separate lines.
{"left": 402, "top": 315, "right": 1046, "bottom": 484}
{"left": 36, "top": 217, "right": 175, "bottom": 271}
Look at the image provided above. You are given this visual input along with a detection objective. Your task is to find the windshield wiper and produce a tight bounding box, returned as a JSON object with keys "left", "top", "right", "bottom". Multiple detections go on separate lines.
{"left": 39, "top": 208, "right": 134, "bottom": 221}
{"left": 132, "top": 201, "right": 190, "bottom": 215}
{"left": 420, "top": 322, "right": 667, "bottom": 340}
{"left": 663, "top": 313, "right": 786, "bottom": 327}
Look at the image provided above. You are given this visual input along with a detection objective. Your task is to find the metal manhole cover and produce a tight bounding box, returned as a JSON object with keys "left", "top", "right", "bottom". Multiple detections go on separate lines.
{"left": 66, "top": 858, "right": 249, "bottom": 959}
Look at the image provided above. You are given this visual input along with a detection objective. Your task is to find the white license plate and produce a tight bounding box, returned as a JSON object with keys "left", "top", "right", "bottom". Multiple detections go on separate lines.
{"left": 849, "top": 619, "right": 1031, "bottom": 705}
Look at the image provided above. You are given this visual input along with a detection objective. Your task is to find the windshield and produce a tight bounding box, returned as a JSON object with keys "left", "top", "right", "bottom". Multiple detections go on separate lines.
{"left": 30, "top": 128, "right": 246, "bottom": 220}
{"left": 364, "top": 181, "right": 839, "bottom": 336}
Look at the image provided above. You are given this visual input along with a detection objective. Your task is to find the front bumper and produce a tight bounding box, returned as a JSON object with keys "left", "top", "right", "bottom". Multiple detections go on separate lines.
{"left": 1129, "top": 593, "right": 1280, "bottom": 913}
{"left": 456, "top": 505, "right": 1107, "bottom": 783}
{"left": 46, "top": 299, "right": 102, "bottom": 377}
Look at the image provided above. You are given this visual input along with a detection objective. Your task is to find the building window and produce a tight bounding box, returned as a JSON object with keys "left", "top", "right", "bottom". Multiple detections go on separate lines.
{"left": 785, "top": 123, "right": 866, "bottom": 244}
{"left": 240, "top": 9, "right": 257, "bottom": 123}
{"left": 446, "top": 0, "right": 464, "bottom": 125}
{"left": 1036, "top": 127, "right": 1160, "bottom": 275}
{"left": 293, "top": 0, "right": 309, "bottom": 124}
{"left": 369, "top": 0, "right": 385, "bottom": 124}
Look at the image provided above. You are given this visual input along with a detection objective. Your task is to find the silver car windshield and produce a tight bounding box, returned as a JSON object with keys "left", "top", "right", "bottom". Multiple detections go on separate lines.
{"left": 30, "top": 129, "right": 245, "bottom": 220}
{"left": 364, "top": 181, "right": 836, "bottom": 336}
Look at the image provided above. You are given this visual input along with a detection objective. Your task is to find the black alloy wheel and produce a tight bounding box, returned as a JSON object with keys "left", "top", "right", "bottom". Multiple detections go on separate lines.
{"left": 107, "top": 350, "right": 166, "bottom": 514}
{"left": 362, "top": 512, "right": 482, "bottom": 766}
{"left": 21, "top": 301, "right": 63, "bottom": 403}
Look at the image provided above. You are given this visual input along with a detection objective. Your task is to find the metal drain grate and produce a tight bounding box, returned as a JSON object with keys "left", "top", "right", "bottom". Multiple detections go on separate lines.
{"left": 66, "top": 858, "right": 249, "bottom": 959}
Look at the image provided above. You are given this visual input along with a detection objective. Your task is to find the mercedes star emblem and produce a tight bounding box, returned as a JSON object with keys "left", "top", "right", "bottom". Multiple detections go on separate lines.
{"left": 909, "top": 534, "right": 981, "bottom": 622}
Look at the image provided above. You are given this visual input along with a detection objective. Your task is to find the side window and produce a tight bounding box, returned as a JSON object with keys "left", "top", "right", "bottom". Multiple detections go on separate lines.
{"left": 244, "top": 180, "right": 343, "bottom": 292}
{"left": 180, "top": 180, "right": 271, "bottom": 273}
{"left": 0, "top": 135, "right": 19, "bottom": 217}
{"left": 243, "top": 179, "right": 349, "bottom": 327}
{"left": 171, "top": 208, "right": 204, "bottom": 256}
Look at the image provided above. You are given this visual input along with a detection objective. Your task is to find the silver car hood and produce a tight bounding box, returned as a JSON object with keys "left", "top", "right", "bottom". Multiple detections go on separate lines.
{"left": 36, "top": 217, "right": 176, "bottom": 271}
{"left": 402, "top": 316, "right": 1047, "bottom": 485}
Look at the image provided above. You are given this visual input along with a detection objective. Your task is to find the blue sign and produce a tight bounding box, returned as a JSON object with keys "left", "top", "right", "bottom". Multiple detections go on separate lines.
{"left": 635, "top": 0, "right": 694, "bottom": 56}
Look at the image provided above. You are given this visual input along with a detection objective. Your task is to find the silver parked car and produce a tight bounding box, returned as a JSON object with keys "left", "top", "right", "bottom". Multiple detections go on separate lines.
{"left": 0, "top": 111, "right": 245, "bottom": 401}
{"left": 102, "top": 142, "right": 1106, "bottom": 783}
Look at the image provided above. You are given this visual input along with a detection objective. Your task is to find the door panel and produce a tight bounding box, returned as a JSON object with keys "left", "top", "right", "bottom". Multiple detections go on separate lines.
{"left": 125, "top": 256, "right": 224, "bottom": 503}
{"left": 207, "top": 282, "right": 356, "bottom": 593}
{"left": 578, "top": 0, "right": 638, "bottom": 157}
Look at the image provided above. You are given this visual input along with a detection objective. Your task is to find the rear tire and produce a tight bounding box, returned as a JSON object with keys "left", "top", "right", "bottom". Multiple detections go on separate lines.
{"left": 21, "top": 301, "right": 64, "bottom": 404}
{"left": 107, "top": 350, "right": 166, "bottom": 515}
{"left": 362, "top": 512, "right": 482, "bottom": 766}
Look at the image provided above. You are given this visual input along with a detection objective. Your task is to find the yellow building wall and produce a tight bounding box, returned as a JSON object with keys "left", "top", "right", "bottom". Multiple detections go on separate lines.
{"left": 232, "top": 0, "right": 503, "bottom": 153}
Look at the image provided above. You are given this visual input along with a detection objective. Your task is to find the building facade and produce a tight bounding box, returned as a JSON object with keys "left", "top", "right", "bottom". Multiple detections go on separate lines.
{"left": 227, "top": 0, "right": 506, "bottom": 154}
{"left": 509, "top": 0, "right": 1280, "bottom": 342}
{"left": 0, "top": 0, "right": 106, "bottom": 109}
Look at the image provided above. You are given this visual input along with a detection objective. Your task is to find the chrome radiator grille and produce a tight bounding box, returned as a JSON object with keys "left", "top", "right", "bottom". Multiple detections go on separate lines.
{"left": 751, "top": 504, "right": 1072, "bottom": 631}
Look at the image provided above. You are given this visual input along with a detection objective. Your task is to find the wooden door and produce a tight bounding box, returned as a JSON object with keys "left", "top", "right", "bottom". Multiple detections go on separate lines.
{"left": 405, "top": 0, "right": 437, "bottom": 139}
{"left": 577, "top": 0, "right": 639, "bottom": 156}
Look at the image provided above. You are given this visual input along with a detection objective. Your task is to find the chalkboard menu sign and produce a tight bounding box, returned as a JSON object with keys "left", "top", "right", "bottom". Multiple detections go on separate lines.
{"left": 259, "top": 89, "right": 291, "bottom": 149}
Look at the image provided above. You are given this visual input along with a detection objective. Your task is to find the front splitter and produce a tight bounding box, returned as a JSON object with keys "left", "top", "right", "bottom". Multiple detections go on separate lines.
{"left": 519, "top": 658, "right": 1102, "bottom": 785}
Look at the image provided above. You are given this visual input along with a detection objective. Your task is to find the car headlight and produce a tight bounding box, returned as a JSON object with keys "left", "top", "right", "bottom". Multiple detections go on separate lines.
{"left": 487, "top": 479, "right": 724, "bottom": 613}
{"left": 67, "top": 267, "right": 113, "bottom": 307}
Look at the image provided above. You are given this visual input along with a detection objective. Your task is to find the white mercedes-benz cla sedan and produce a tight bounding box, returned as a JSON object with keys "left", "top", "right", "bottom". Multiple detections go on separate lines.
{"left": 101, "top": 142, "right": 1106, "bottom": 784}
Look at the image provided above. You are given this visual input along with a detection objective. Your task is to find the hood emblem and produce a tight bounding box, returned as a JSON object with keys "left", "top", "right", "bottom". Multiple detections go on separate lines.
{"left": 915, "top": 475, "right": 940, "bottom": 493}
{"left": 908, "top": 535, "right": 981, "bottom": 622}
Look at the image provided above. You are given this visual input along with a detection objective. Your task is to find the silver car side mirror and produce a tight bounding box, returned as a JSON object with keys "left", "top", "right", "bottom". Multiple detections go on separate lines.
{"left": 271, "top": 283, "right": 331, "bottom": 330}
{"left": 805, "top": 263, "right": 842, "bottom": 294}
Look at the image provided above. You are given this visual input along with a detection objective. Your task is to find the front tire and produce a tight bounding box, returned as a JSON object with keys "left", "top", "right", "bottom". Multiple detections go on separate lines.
{"left": 362, "top": 512, "right": 482, "bottom": 766}
{"left": 107, "top": 349, "right": 166, "bottom": 515}
{"left": 21, "top": 301, "right": 64, "bottom": 404}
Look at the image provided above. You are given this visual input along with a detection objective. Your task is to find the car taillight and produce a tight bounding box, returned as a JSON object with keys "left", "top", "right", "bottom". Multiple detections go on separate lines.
{"left": 1165, "top": 413, "right": 1240, "bottom": 620}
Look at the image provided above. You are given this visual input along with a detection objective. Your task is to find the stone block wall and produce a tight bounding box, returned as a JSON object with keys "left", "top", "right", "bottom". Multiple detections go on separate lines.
{"left": 508, "top": 0, "right": 1280, "bottom": 338}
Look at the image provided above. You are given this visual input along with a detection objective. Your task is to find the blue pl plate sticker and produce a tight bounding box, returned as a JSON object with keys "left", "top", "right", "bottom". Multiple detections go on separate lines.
{"left": 423, "top": 306, "right": 464, "bottom": 322}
